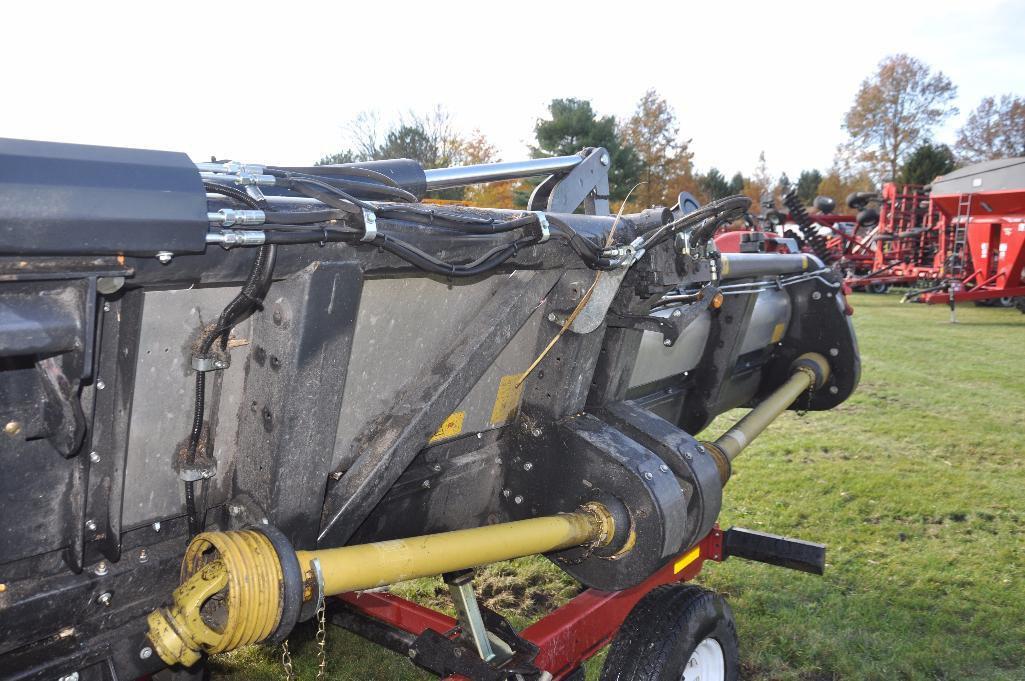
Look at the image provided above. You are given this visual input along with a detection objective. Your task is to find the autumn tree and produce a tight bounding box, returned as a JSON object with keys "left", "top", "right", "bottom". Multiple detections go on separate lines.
{"left": 955, "top": 94, "right": 1025, "bottom": 163}
{"left": 841, "top": 54, "right": 958, "bottom": 182}
{"left": 620, "top": 89, "right": 697, "bottom": 207}
{"left": 532, "top": 98, "right": 641, "bottom": 202}
{"left": 815, "top": 168, "right": 876, "bottom": 209}
{"left": 898, "top": 142, "right": 956, "bottom": 185}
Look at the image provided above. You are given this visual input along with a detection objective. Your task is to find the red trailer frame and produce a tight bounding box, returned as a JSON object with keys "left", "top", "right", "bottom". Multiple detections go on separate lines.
{"left": 334, "top": 528, "right": 725, "bottom": 680}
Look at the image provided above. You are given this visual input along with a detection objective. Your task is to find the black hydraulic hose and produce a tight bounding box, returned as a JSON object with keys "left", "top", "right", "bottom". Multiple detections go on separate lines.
{"left": 273, "top": 171, "right": 418, "bottom": 203}
{"left": 267, "top": 164, "right": 405, "bottom": 190}
{"left": 204, "top": 182, "right": 268, "bottom": 209}
{"left": 183, "top": 244, "right": 276, "bottom": 536}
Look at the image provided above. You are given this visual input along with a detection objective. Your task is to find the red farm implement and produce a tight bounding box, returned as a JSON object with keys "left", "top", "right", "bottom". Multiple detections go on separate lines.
{"left": 911, "top": 158, "right": 1025, "bottom": 307}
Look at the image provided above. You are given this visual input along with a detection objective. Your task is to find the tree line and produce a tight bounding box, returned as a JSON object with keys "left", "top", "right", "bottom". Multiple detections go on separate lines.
{"left": 319, "top": 57, "right": 1025, "bottom": 211}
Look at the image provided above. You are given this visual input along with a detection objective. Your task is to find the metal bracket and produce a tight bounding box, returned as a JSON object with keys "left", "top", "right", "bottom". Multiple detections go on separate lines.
{"left": 606, "top": 312, "right": 683, "bottom": 347}
{"left": 361, "top": 208, "right": 378, "bottom": 242}
{"left": 444, "top": 570, "right": 505, "bottom": 663}
{"left": 527, "top": 148, "right": 611, "bottom": 216}
{"left": 299, "top": 557, "right": 326, "bottom": 622}
{"left": 177, "top": 458, "right": 217, "bottom": 482}
{"left": 532, "top": 211, "right": 551, "bottom": 243}
{"left": 191, "top": 355, "right": 229, "bottom": 372}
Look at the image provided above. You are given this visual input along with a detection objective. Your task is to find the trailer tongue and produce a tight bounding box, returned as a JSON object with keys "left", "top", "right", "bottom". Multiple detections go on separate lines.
{"left": 0, "top": 138, "right": 858, "bottom": 680}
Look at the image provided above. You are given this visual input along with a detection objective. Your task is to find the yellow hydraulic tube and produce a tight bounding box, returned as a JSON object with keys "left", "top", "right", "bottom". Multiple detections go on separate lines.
{"left": 702, "top": 352, "right": 830, "bottom": 483}
{"left": 146, "top": 504, "right": 614, "bottom": 667}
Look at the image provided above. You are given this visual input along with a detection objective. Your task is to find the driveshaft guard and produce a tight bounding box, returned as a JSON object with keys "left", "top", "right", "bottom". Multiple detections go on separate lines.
{"left": 504, "top": 413, "right": 689, "bottom": 591}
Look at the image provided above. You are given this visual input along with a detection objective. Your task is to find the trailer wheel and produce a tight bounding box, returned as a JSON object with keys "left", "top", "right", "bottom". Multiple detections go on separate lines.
{"left": 995, "top": 296, "right": 1015, "bottom": 308}
{"left": 599, "top": 584, "right": 739, "bottom": 681}
{"left": 867, "top": 282, "right": 890, "bottom": 294}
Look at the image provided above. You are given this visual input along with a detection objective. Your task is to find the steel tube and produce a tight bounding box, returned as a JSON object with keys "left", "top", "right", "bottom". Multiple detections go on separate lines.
{"left": 709, "top": 352, "right": 830, "bottom": 463}
{"left": 297, "top": 507, "right": 610, "bottom": 596}
{"left": 423, "top": 155, "right": 582, "bottom": 190}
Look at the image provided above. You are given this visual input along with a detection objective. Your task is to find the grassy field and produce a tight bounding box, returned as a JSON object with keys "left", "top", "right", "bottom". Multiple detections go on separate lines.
{"left": 212, "top": 293, "right": 1025, "bottom": 680}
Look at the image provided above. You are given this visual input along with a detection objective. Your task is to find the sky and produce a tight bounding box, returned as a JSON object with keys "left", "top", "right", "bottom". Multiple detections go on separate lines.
{"left": 3, "top": 0, "right": 1024, "bottom": 181}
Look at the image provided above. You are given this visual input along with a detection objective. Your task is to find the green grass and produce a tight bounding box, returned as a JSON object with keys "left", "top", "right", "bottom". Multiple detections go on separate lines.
{"left": 211, "top": 294, "right": 1025, "bottom": 680}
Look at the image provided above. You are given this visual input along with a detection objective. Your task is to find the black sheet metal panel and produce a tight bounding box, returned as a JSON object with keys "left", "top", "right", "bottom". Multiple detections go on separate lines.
{"left": 0, "top": 138, "right": 208, "bottom": 256}
{"left": 234, "top": 262, "right": 364, "bottom": 549}
{"left": 318, "top": 269, "right": 562, "bottom": 547}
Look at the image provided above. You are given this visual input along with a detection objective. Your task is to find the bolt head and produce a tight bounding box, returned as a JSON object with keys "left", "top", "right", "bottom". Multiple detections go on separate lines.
{"left": 156, "top": 251, "right": 174, "bottom": 264}
{"left": 547, "top": 312, "right": 558, "bottom": 322}
{"left": 600, "top": 152, "right": 610, "bottom": 166}
{"left": 97, "top": 592, "right": 112, "bottom": 606}
{"left": 94, "top": 561, "right": 108, "bottom": 576}
{"left": 421, "top": 479, "right": 431, "bottom": 489}
{"left": 139, "top": 646, "right": 153, "bottom": 660}
{"left": 3, "top": 420, "right": 22, "bottom": 437}
{"left": 523, "top": 462, "right": 533, "bottom": 471}
{"left": 672, "top": 309, "right": 682, "bottom": 317}
{"left": 513, "top": 495, "right": 524, "bottom": 504}
{"left": 829, "top": 385, "right": 839, "bottom": 394}
{"left": 829, "top": 348, "right": 839, "bottom": 357}
{"left": 89, "top": 451, "right": 100, "bottom": 463}
{"left": 95, "top": 380, "right": 106, "bottom": 391}
{"left": 663, "top": 339, "right": 673, "bottom": 346}
{"left": 432, "top": 463, "right": 442, "bottom": 472}
{"left": 102, "top": 302, "right": 111, "bottom": 312}
{"left": 85, "top": 520, "right": 97, "bottom": 532}
{"left": 152, "top": 521, "right": 161, "bottom": 532}
{"left": 228, "top": 503, "right": 242, "bottom": 516}
{"left": 685, "top": 452, "right": 694, "bottom": 460}
{"left": 530, "top": 427, "right": 543, "bottom": 438}
{"left": 214, "top": 360, "right": 227, "bottom": 369}
{"left": 138, "top": 549, "right": 149, "bottom": 563}
{"left": 659, "top": 464, "right": 670, "bottom": 473}
{"left": 812, "top": 291, "right": 822, "bottom": 300}
{"left": 643, "top": 471, "right": 653, "bottom": 480}
{"left": 502, "top": 488, "right": 511, "bottom": 498}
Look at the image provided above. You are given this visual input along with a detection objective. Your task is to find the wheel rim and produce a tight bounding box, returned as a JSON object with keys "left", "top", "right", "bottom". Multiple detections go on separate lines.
{"left": 681, "top": 637, "right": 725, "bottom": 681}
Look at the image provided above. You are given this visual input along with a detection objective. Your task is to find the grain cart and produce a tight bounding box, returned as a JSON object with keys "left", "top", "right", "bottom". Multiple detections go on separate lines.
{"left": 0, "top": 138, "right": 859, "bottom": 681}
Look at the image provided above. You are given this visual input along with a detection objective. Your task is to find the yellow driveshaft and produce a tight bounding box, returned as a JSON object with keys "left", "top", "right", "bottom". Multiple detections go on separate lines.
{"left": 146, "top": 503, "right": 614, "bottom": 667}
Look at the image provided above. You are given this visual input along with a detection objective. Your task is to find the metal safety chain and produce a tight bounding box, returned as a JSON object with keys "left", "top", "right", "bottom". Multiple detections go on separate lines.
{"left": 280, "top": 590, "right": 328, "bottom": 681}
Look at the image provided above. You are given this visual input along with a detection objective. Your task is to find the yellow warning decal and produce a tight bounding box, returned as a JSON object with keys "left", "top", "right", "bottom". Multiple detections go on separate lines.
{"left": 771, "top": 322, "right": 786, "bottom": 343}
{"left": 673, "top": 545, "right": 702, "bottom": 574}
{"left": 429, "top": 411, "right": 465, "bottom": 443}
{"left": 721, "top": 256, "right": 730, "bottom": 276}
{"left": 490, "top": 373, "right": 526, "bottom": 426}
{"left": 802, "top": 254, "right": 809, "bottom": 270}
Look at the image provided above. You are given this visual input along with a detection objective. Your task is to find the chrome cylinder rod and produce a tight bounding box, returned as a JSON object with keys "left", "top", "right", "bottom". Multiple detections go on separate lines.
{"left": 424, "top": 155, "right": 582, "bottom": 191}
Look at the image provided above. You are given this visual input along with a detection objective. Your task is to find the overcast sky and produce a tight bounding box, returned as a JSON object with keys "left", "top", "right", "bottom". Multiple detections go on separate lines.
{"left": 3, "top": 0, "right": 1023, "bottom": 180}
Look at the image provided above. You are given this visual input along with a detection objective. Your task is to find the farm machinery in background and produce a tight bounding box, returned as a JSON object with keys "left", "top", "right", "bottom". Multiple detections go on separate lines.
{"left": 743, "top": 158, "right": 1025, "bottom": 312}
{"left": 0, "top": 139, "right": 858, "bottom": 681}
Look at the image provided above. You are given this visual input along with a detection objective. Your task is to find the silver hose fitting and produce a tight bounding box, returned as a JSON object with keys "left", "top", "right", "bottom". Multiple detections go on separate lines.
{"left": 205, "top": 230, "right": 267, "bottom": 249}
{"left": 208, "top": 209, "right": 266, "bottom": 227}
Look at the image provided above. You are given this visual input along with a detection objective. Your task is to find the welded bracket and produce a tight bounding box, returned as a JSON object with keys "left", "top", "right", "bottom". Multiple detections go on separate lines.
{"left": 528, "top": 147, "right": 611, "bottom": 216}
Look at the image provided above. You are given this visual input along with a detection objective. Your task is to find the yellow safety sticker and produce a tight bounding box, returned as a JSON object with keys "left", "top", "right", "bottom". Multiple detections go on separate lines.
{"left": 802, "top": 254, "right": 809, "bottom": 270}
{"left": 490, "top": 373, "right": 526, "bottom": 426}
{"left": 771, "top": 322, "right": 786, "bottom": 343}
{"left": 721, "top": 256, "right": 730, "bottom": 276}
{"left": 429, "top": 411, "right": 464, "bottom": 443}
{"left": 673, "top": 545, "right": 702, "bottom": 574}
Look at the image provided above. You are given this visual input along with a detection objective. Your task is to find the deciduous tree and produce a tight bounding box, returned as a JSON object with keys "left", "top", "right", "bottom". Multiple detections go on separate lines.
{"left": 841, "top": 54, "right": 958, "bottom": 182}
{"left": 620, "top": 89, "right": 696, "bottom": 207}
{"left": 955, "top": 94, "right": 1025, "bottom": 163}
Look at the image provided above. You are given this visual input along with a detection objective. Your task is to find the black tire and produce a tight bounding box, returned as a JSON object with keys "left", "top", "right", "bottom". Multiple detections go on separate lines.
{"left": 599, "top": 584, "right": 739, "bottom": 681}
{"left": 867, "top": 282, "right": 890, "bottom": 294}
{"left": 995, "top": 296, "right": 1015, "bottom": 308}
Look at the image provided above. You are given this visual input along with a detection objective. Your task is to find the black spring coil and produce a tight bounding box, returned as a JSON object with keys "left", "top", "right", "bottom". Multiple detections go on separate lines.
{"left": 782, "top": 190, "right": 832, "bottom": 264}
